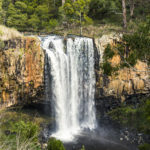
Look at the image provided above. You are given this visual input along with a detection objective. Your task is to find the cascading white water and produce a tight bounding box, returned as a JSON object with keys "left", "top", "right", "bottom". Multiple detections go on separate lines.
{"left": 41, "top": 35, "right": 97, "bottom": 141}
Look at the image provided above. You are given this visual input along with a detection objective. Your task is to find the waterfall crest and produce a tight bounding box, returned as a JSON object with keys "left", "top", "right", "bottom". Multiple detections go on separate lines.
{"left": 41, "top": 35, "right": 97, "bottom": 141}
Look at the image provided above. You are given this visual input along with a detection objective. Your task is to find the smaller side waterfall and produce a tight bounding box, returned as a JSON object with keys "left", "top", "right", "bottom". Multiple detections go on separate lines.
{"left": 41, "top": 35, "right": 97, "bottom": 141}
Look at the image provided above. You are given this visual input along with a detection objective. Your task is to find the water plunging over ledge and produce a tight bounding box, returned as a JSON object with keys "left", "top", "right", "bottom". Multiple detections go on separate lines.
{"left": 40, "top": 35, "right": 97, "bottom": 141}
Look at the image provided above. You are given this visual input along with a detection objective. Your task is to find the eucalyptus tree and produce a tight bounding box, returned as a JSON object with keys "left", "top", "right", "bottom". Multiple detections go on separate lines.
{"left": 6, "top": 2, "right": 28, "bottom": 31}
{"left": 122, "top": 0, "right": 127, "bottom": 29}
{"left": 62, "top": 0, "right": 92, "bottom": 35}
{"left": 129, "top": 0, "right": 134, "bottom": 19}
{"left": 0, "top": 0, "right": 2, "bottom": 23}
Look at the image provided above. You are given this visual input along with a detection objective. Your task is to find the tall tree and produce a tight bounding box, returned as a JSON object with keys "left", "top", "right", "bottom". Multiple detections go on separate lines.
{"left": 129, "top": 0, "right": 134, "bottom": 19}
{"left": 62, "top": 0, "right": 65, "bottom": 6}
{"left": 0, "top": 0, "right": 2, "bottom": 23}
{"left": 62, "top": 0, "right": 92, "bottom": 35}
{"left": 122, "top": 0, "right": 127, "bottom": 29}
{"left": 6, "top": 2, "right": 28, "bottom": 31}
{"left": 88, "top": 0, "right": 120, "bottom": 20}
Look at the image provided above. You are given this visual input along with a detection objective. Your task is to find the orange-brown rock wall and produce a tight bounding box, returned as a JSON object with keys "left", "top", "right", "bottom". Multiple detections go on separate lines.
{"left": 0, "top": 37, "right": 44, "bottom": 108}
{"left": 95, "top": 34, "right": 150, "bottom": 101}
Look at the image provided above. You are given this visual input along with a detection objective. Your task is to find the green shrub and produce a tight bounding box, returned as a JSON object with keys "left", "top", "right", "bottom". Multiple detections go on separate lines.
{"left": 0, "top": 29, "right": 3, "bottom": 36}
{"left": 102, "top": 61, "right": 113, "bottom": 76}
{"left": 139, "top": 143, "right": 150, "bottom": 150}
{"left": 49, "top": 19, "right": 58, "bottom": 29}
{"left": 0, "top": 120, "right": 40, "bottom": 150}
{"left": 80, "top": 145, "right": 85, "bottom": 150}
{"left": 108, "top": 98, "right": 150, "bottom": 134}
{"left": 117, "top": 16, "right": 150, "bottom": 66}
{"left": 12, "top": 120, "right": 39, "bottom": 142}
{"left": 101, "top": 44, "right": 118, "bottom": 76}
{"left": 126, "top": 51, "right": 137, "bottom": 66}
{"left": 47, "top": 137, "right": 65, "bottom": 150}
{"left": 0, "top": 40, "right": 4, "bottom": 49}
{"left": 104, "top": 44, "right": 115, "bottom": 60}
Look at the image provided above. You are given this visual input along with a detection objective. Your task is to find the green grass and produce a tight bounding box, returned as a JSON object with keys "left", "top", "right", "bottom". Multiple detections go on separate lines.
{"left": 0, "top": 106, "right": 52, "bottom": 150}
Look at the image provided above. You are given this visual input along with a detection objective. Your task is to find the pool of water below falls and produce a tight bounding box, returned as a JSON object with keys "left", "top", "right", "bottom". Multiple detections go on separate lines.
{"left": 42, "top": 119, "right": 137, "bottom": 150}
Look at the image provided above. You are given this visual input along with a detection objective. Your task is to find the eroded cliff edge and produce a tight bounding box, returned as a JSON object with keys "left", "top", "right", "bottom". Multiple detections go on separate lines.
{"left": 0, "top": 36, "right": 44, "bottom": 108}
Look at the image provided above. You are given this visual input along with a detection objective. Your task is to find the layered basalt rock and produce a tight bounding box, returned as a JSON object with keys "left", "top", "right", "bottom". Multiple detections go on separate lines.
{"left": 0, "top": 33, "right": 149, "bottom": 111}
{"left": 94, "top": 34, "right": 150, "bottom": 112}
{"left": 0, "top": 37, "right": 44, "bottom": 108}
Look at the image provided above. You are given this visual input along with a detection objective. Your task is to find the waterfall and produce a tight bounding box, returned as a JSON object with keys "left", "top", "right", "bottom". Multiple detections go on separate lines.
{"left": 41, "top": 35, "right": 97, "bottom": 141}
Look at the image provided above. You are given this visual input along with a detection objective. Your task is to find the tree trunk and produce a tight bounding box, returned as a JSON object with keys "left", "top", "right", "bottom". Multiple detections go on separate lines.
{"left": 62, "top": 0, "right": 65, "bottom": 6}
{"left": 129, "top": 0, "right": 135, "bottom": 19}
{"left": 122, "top": 0, "right": 127, "bottom": 29}
{"left": 80, "top": 11, "right": 82, "bottom": 36}
{"left": 11, "top": 0, "right": 16, "bottom": 4}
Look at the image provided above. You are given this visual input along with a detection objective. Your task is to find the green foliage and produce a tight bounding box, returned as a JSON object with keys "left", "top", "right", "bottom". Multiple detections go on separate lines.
{"left": 0, "top": 29, "right": 3, "bottom": 35}
{"left": 0, "top": 0, "right": 3, "bottom": 23}
{"left": 102, "top": 61, "right": 113, "bottom": 76}
{"left": 2, "top": 0, "right": 11, "bottom": 11}
{"left": 62, "top": 0, "right": 92, "bottom": 28}
{"left": 47, "top": 137, "right": 65, "bottom": 150}
{"left": 108, "top": 98, "right": 150, "bottom": 134}
{"left": 139, "top": 143, "right": 150, "bottom": 150}
{"left": 0, "top": 120, "right": 40, "bottom": 150}
{"left": 0, "top": 29, "right": 4, "bottom": 48}
{"left": 0, "top": 108, "right": 51, "bottom": 150}
{"left": 0, "top": 40, "right": 4, "bottom": 49}
{"left": 80, "top": 145, "right": 85, "bottom": 150}
{"left": 103, "top": 16, "right": 150, "bottom": 70}
{"left": 120, "top": 16, "right": 150, "bottom": 65}
{"left": 108, "top": 106, "right": 136, "bottom": 125}
{"left": 101, "top": 44, "right": 119, "bottom": 76}
{"left": 48, "top": 19, "right": 59, "bottom": 30}
{"left": 6, "top": 3, "right": 28, "bottom": 31}
{"left": 28, "top": 14, "right": 40, "bottom": 31}
{"left": 12, "top": 120, "right": 39, "bottom": 141}
{"left": 7, "top": 14, "right": 28, "bottom": 31}
{"left": 126, "top": 51, "right": 137, "bottom": 66}
{"left": 0, "top": 0, "right": 150, "bottom": 33}
{"left": 15, "top": 1, "right": 27, "bottom": 13}
{"left": 104, "top": 44, "right": 115, "bottom": 60}
{"left": 1, "top": 0, "right": 60, "bottom": 32}
{"left": 88, "top": 0, "right": 120, "bottom": 20}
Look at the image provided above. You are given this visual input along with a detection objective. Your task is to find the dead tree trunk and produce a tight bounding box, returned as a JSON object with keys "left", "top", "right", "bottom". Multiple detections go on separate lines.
{"left": 129, "top": 0, "right": 135, "bottom": 19}
{"left": 122, "top": 0, "right": 127, "bottom": 29}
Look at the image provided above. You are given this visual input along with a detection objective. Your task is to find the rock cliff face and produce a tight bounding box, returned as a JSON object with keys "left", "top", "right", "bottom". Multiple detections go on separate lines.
{"left": 94, "top": 34, "right": 150, "bottom": 112}
{"left": 0, "top": 37, "right": 44, "bottom": 108}
{"left": 0, "top": 33, "right": 149, "bottom": 110}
